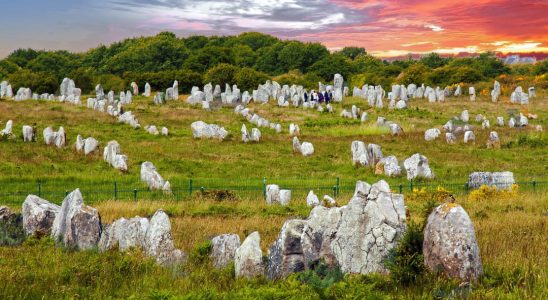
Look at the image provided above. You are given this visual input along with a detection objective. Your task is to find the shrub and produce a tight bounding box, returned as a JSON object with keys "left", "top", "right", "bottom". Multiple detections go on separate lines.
{"left": 94, "top": 74, "right": 127, "bottom": 92}
{"left": 234, "top": 67, "right": 269, "bottom": 91}
{"left": 203, "top": 63, "right": 238, "bottom": 87}
{"left": 468, "top": 184, "right": 519, "bottom": 201}
{"left": 295, "top": 261, "right": 344, "bottom": 290}
{"left": 7, "top": 69, "right": 58, "bottom": 94}
{"left": 384, "top": 221, "right": 426, "bottom": 285}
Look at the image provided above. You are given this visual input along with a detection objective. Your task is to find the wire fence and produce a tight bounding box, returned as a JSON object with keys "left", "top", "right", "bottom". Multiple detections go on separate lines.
{"left": 0, "top": 177, "right": 545, "bottom": 206}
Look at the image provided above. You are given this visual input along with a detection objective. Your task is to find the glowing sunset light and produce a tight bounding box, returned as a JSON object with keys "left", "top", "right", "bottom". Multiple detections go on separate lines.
{"left": 0, "top": 0, "right": 546, "bottom": 58}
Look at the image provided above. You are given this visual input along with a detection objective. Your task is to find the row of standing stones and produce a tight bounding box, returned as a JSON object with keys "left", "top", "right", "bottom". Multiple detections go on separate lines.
{"left": 0, "top": 180, "right": 483, "bottom": 283}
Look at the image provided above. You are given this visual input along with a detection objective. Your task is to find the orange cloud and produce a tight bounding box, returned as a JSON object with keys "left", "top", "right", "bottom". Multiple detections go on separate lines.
{"left": 301, "top": 0, "right": 548, "bottom": 57}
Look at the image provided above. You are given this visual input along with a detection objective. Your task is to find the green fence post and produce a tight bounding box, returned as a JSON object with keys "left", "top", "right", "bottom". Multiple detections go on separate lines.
{"left": 263, "top": 177, "right": 267, "bottom": 199}
{"left": 37, "top": 180, "right": 42, "bottom": 197}
{"left": 532, "top": 180, "right": 536, "bottom": 192}
{"left": 65, "top": 190, "right": 69, "bottom": 197}
{"left": 114, "top": 181, "right": 118, "bottom": 200}
{"left": 133, "top": 189, "right": 137, "bottom": 201}
{"left": 200, "top": 187, "right": 205, "bottom": 193}
{"left": 399, "top": 184, "right": 403, "bottom": 194}
{"left": 409, "top": 180, "right": 413, "bottom": 192}
{"left": 189, "top": 179, "right": 193, "bottom": 196}
{"left": 336, "top": 177, "right": 340, "bottom": 197}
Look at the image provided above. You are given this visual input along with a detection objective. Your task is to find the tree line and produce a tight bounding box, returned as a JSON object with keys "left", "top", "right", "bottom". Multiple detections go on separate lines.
{"left": 0, "top": 31, "right": 546, "bottom": 95}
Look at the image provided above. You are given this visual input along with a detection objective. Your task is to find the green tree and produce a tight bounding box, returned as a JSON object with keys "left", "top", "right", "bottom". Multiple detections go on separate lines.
{"left": 278, "top": 41, "right": 307, "bottom": 72}
{"left": 27, "top": 51, "right": 80, "bottom": 80}
{"left": 7, "top": 70, "right": 58, "bottom": 94}
{"left": 232, "top": 45, "right": 257, "bottom": 68}
{"left": 420, "top": 52, "right": 449, "bottom": 68}
{"left": 232, "top": 32, "right": 279, "bottom": 51}
{"left": 450, "top": 66, "right": 483, "bottom": 83}
{"left": 302, "top": 43, "right": 330, "bottom": 72}
{"left": 234, "top": 67, "right": 269, "bottom": 91}
{"left": 396, "top": 63, "right": 430, "bottom": 85}
{"left": 5, "top": 48, "right": 41, "bottom": 68}
{"left": 69, "top": 67, "right": 95, "bottom": 94}
{"left": 352, "top": 54, "right": 384, "bottom": 73}
{"left": 308, "top": 55, "right": 353, "bottom": 81}
{"left": 203, "top": 63, "right": 238, "bottom": 87}
{"left": 338, "top": 47, "right": 366, "bottom": 60}
{"left": 533, "top": 59, "right": 548, "bottom": 75}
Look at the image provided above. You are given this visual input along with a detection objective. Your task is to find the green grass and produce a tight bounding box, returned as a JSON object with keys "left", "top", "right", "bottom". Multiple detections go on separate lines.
{"left": 0, "top": 93, "right": 547, "bottom": 298}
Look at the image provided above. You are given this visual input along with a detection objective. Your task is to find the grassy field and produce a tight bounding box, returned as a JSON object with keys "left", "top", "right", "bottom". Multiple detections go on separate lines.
{"left": 0, "top": 92, "right": 545, "bottom": 204}
{"left": 0, "top": 189, "right": 546, "bottom": 298}
{"left": 0, "top": 92, "right": 547, "bottom": 298}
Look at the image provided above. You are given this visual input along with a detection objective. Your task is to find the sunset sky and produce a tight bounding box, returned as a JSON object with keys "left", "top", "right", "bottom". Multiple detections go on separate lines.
{"left": 0, "top": 0, "right": 547, "bottom": 58}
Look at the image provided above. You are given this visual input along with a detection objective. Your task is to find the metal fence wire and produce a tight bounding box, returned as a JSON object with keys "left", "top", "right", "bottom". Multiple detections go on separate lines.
{"left": 0, "top": 177, "right": 545, "bottom": 206}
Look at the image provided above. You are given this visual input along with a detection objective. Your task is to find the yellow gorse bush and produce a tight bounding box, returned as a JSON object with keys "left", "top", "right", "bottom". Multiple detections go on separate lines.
{"left": 468, "top": 184, "right": 519, "bottom": 201}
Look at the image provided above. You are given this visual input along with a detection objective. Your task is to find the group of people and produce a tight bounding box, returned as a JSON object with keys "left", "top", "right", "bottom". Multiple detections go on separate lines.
{"left": 303, "top": 90, "right": 333, "bottom": 103}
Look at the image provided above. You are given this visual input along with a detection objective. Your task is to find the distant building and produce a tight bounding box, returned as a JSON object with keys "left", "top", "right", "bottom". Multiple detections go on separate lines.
{"left": 503, "top": 55, "right": 537, "bottom": 64}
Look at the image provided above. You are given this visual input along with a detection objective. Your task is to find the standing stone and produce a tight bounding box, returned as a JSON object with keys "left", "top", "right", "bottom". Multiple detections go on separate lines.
{"left": 144, "top": 83, "right": 151, "bottom": 97}
{"left": 331, "top": 181, "right": 406, "bottom": 274}
{"left": 469, "top": 87, "right": 476, "bottom": 101}
{"left": 144, "top": 210, "right": 186, "bottom": 266}
{"left": 468, "top": 171, "right": 514, "bottom": 189}
{"left": 351, "top": 141, "right": 368, "bottom": 167}
{"left": 266, "top": 184, "right": 281, "bottom": 205}
{"left": 22, "top": 195, "right": 60, "bottom": 236}
{"left": 496, "top": 117, "right": 504, "bottom": 127}
{"left": 211, "top": 234, "right": 241, "bottom": 269}
{"left": 103, "top": 140, "right": 128, "bottom": 171}
{"left": 425, "top": 128, "right": 441, "bottom": 141}
{"left": 423, "top": 203, "right": 483, "bottom": 282}
{"left": 306, "top": 190, "right": 320, "bottom": 207}
{"left": 131, "top": 82, "right": 139, "bottom": 95}
{"left": 333, "top": 74, "right": 344, "bottom": 102}
{"left": 404, "top": 153, "right": 434, "bottom": 180}
{"left": 464, "top": 131, "right": 475, "bottom": 144}
{"left": 375, "top": 155, "right": 402, "bottom": 177}
{"left": 445, "top": 133, "right": 456, "bottom": 144}
{"left": 140, "top": 161, "right": 171, "bottom": 192}
{"left": 235, "top": 232, "right": 264, "bottom": 278}
{"left": 461, "top": 110, "right": 469, "bottom": 123}
{"left": 51, "top": 189, "right": 102, "bottom": 250}
{"left": 267, "top": 219, "right": 307, "bottom": 280}
{"left": 22, "top": 125, "right": 35, "bottom": 142}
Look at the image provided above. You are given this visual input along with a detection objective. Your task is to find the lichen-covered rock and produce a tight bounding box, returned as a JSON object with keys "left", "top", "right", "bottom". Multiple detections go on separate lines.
{"left": 103, "top": 140, "right": 128, "bottom": 171}
{"left": 191, "top": 121, "right": 228, "bottom": 140}
{"left": 211, "top": 234, "right": 241, "bottom": 269}
{"left": 51, "top": 189, "right": 102, "bottom": 250}
{"left": 351, "top": 141, "right": 368, "bottom": 166}
{"left": 486, "top": 131, "right": 500, "bottom": 149}
{"left": 375, "top": 155, "right": 402, "bottom": 177}
{"left": 423, "top": 203, "right": 483, "bottom": 282}
{"left": 404, "top": 153, "right": 434, "bottom": 180}
{"left": 140, "top": 161, "right": 171, "bottom": 192}
{"left": 464, "top": 131, "right": 475, "bottom": 143}
{"left": 266, "top": 184, "right": 280, "bottom": 205}
{"left": 306, "top": 190, "right": 320, "bottom": 207}
{"left": 445, "top": 133, "right": 456, "bottom": 144}
{"left": 301, "top": 206, "right": 343, "bottom": 267}
{"left": 22, "top": 195, "right": 60, "bottom": 236}
{"left": 22, "top": 125, "right": 35, "bottom": 142}
{"left": 331, "top": 183, "right": 406, "bottom": 274}
{"left": 267, "top": 219, "right": 307, "bottom": 280}
{"left": 144, "top": 210, "right": 186, "bottom": 266}
{"left": 467, "top": 171, "right": 514, "bottom": 189}
{"left": 235, "top": 232, "right": 264, "bottom": 278}
{"left": 425, "top": 128, "right": 441, "bottom": 141}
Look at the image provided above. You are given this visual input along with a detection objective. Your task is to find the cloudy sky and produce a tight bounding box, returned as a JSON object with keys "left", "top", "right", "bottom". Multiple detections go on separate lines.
{"left": 1, "top": 0, "right": 547, "bottom": 57}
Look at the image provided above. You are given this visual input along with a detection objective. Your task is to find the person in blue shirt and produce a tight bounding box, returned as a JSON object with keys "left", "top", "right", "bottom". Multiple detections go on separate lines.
{"left": 318, "top": 91, "right": 324, "bottom": 103}
{"left": 304, "top": 91, "right": 309, "bottom": 102}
